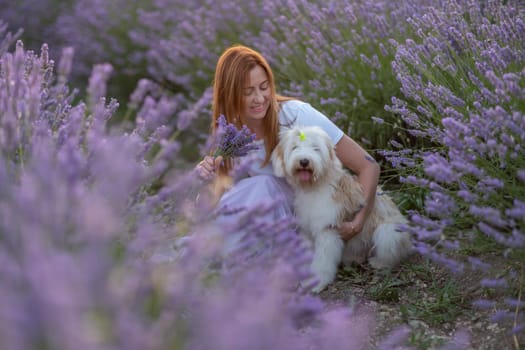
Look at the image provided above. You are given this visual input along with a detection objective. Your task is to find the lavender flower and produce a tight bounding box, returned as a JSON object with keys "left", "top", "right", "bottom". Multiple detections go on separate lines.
{"left": 87, "top": 63, "right": 113, "bottom": 108}
{"left": 0, "top": 20, "right": 22, "bottom": 56}
{"left": 371, "top": 116, "right": 385, "bottom": 124}
{"left": 212, "top": 115, "right": 258, "bottom": 159}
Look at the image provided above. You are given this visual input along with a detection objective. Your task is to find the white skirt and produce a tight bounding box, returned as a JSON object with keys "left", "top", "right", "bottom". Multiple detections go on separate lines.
{"left": 217, "top": 174, "right": 294, "bottom": 222}
{"left": 214, "top": 175, "right": 296, "bottom": 252}
{"left": 150, "top": 175, "right": 295, "bottom": 262}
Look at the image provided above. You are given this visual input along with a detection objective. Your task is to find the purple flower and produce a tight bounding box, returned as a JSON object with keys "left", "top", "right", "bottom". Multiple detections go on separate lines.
{"left": 467, "top": 257, "right": 492, "bottom": 272}
{"left": 505, "top": 200, "right": 525, "bottom": 220}
{"left": 87, "top": 63, "right": 113, "bottom": 108}
{"left": 212, "top": 115, "right": 258, "bottom": 159}
{"left": 177, "top": 87, "right": 213, "bottom": 131}
{"left": 371, "top": 116, "right": 385, "bottom": 124}
{"left": 472, "top": 299, "right": 496, "bottom": 309}
{"left": 480, "top": 278, "right": 508, "bottom": 289}
{"left": 423, "top": 153, "right": 458, "bottom": 184}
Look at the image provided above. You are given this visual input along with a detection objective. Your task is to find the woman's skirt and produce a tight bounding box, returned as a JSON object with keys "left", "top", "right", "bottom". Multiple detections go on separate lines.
{"left": 150, "top": 174, "right": 296, "bottom": 262}
{"left": 214, "top": 175, "right": 296, "bottom": 252}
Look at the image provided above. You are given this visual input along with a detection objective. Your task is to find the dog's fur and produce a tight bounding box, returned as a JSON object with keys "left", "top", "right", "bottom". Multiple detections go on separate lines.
{"left": 272, "top": 126, "right": 412, "bottom": 293}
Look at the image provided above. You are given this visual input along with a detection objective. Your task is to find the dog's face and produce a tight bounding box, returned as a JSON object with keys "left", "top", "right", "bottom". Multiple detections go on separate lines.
{"left": 272, "top": 126, "right": 337, "bottom": 187}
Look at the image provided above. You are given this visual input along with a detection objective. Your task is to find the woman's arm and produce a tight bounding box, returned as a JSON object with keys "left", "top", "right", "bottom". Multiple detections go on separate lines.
{"left": 334, "top": 135, "right": 380, "bottom": 240}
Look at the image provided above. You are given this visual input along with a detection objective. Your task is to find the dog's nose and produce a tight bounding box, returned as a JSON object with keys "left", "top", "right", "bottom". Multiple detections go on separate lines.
{"left": 299, "top": 159, "right": 309, "bottom": 167}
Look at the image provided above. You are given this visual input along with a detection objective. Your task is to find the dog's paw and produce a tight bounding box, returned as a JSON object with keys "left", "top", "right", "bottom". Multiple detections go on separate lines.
{"left": 311, "top": 280, "right": 330, "bottom": 294}
{"left": 311, "top": 285, "right": 325, "bottom": 294}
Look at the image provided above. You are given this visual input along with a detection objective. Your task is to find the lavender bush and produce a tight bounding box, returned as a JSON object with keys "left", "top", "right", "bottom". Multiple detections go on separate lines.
{"left": 130, "top": 0, "right": 270, "bottom": 96}
{"left": 0, "top": 0, "right": 72, "bottom": 52}
{"left": 1, "top": 0, "right": 439, "bottom": 155}
{"left": 248, "top": 0, "right": 438, "bottom": 148}
{"left": 133, "top": 0, "right": 432, "bottom": 149}
{"left": 380, "top": 0, "right": 525, "bottom": 335}
{"left": 53, "top": 0, "right": 155, "bottom": 103}
{"left": 0, "top": 0, "right": 439, "bottom": 148}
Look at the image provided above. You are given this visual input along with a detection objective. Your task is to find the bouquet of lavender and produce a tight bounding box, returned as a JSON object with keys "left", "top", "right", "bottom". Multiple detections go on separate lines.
{"left": 212, "top": 114, "right": 258, "bottom": 159}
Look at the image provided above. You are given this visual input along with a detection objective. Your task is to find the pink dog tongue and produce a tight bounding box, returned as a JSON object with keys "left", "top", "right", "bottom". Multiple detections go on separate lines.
{"left": 297, "top": 169, "right": 312, "bottom": 182}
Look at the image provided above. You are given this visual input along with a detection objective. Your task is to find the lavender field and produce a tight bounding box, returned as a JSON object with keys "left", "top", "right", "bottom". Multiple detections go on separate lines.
{"left": 0, "top": 0, "right": 524, "bottom": 349}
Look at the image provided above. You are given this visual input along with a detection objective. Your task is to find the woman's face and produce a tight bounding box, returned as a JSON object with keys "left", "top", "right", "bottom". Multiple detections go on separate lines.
{"left": 241, "top": 65, "right": 270, "bottom": 124}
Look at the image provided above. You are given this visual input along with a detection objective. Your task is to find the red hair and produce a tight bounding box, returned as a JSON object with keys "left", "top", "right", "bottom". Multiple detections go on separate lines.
{"left": 211, "top": 45, "right": 292, "bottom": 174}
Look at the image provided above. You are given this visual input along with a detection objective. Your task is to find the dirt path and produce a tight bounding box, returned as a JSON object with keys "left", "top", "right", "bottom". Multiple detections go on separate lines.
{"left": 319, "top": 254, "right": 523, "bottom": 349}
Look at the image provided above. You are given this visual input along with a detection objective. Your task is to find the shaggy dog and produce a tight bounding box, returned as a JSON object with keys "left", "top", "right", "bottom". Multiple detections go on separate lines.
{"left": 271, "top": 126, "right": 412, "bottom": 293}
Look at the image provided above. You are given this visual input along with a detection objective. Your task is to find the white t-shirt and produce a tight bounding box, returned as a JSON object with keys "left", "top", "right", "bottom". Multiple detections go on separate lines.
{"left": 239, "top": 100, "right": 344, "bottom": 176}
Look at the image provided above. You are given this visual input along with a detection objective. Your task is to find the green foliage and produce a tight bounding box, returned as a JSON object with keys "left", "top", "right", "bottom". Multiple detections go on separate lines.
{"left": 400, "top": 278, "right": 466, "bottom": 326}
{"left": 366, "top": 271, "right": 409, "bottom": 302}
{"left": 407, "top": 329, "right": 446, "bottom": 350}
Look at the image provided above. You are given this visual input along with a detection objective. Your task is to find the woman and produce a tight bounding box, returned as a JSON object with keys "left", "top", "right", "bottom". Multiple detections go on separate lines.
{"left": 196, "top": 45, "right": 379, "bottom": 241}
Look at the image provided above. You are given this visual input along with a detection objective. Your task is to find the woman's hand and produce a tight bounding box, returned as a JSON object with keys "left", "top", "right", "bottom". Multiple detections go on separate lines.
{"left": 195, "top": 155, "right": 223, "bottom": 181}
{"left": 337, "top": 220, "right": 361, "bottom": 241}
{"left": 330, "top": 210, "right": 367, "bottom": 241}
